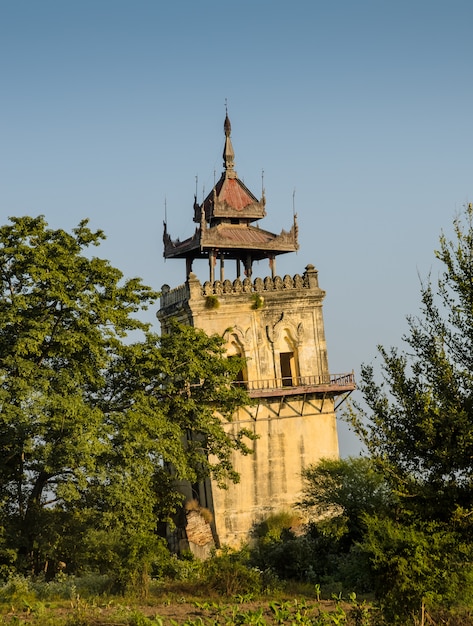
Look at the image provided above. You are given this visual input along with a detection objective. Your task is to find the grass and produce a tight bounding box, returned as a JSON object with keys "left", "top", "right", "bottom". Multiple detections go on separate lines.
{"left": 0, "top": 575, "right": 375, "bottom": 625}
{"left": 0, "top": 575, "right": 472, "bottom": 625}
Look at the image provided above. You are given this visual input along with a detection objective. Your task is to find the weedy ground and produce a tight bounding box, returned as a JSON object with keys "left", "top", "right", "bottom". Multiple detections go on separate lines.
{"left": 0, "top": 576, "right": 375, "bottom": 625}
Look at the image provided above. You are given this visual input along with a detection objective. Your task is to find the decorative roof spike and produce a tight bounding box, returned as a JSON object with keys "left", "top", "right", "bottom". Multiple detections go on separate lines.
{"left": 223, "top": 113, "right": 236, "bottom": 175}
{"left": 224, "top": 111, "right": 231, "bottom": 136}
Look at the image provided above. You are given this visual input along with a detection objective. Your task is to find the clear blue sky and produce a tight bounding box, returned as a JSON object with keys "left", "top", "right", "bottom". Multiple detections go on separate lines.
{"left": 2, "top": 1, "right": 473, "bottom": 455}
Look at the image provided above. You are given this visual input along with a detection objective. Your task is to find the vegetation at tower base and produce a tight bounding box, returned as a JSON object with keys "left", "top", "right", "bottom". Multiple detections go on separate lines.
{"left": 248, "top": 458, "right": 390, "bottom": 596}
{"left": 344, "top": 203, "right": 473, "bottom": 622}
{"left": 0, "top": 216, "right": 252, "bottom": 590}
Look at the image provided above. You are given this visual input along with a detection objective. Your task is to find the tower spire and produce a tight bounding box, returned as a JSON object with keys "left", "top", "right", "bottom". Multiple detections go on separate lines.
{"left": 223, "top": 110, "right": 236, "bottom": 176}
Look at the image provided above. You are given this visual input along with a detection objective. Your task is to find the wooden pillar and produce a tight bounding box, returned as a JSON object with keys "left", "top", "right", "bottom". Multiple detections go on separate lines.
{"left": 209, "top": 250, "right": 216, "bottom": 283}
{"left": 220, "top": 253, "right": 225, "bottom": 282}
{"left": 245, "top": 254, "right": 252, "bottom": 278}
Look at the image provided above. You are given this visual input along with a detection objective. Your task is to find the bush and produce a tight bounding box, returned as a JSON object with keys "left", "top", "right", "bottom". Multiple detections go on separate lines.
{"left": 0, "top": 574, "right": 34, "bottom": 605}
{"left": 253, "top": 511, "right": 301, "bottom": 542}
{"left": 205, "top": 295, "right": 220, "bottom": 309}
{"left": 77, "top": 528, "right": 168, "bottom": 597}
{"left": 153, "top": 551, "right": 204, "bottom": 583}
{"left": 362, "top": 515, "right": 473, "bottom": 624}
{"left": 249, "top": 512, "right": 376, "bottom": 595}
{"left": 202, "top": 549, "right": 262, "bottom": 596}
{"left": 252, "top": 532, "right": 320, "bottom": 584}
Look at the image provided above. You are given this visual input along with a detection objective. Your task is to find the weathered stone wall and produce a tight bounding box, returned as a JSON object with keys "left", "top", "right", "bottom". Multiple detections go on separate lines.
{"left": 158, "top": 265, "right": 339, "bottom": 548}
{"left": 211, "top": 400, "right": 338, "bottom": 547}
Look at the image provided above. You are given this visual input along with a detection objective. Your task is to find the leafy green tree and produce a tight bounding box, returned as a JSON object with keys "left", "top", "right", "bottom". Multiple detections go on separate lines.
{"left": 106, "top": 321, "right": 253, "bottom": 490}
{"left": 347, "top": 204, "right": 473, "bottom": 619}
{"left": 75, "top": 323, "right": 251, "bottom": 591}
{"left": 299, "top": 457, "right": 393, "bottom": 544}
{"left": 282, "top": 457, "right": 392, "bottom": 592}
{"left": 0, "top": 215, "right": 152, "bottom": 573}
{"left": 349, "top": 203, "right": 473, "bottom": 521}
{"left": 0, "top": 216, "right": 251, "bottom": 580}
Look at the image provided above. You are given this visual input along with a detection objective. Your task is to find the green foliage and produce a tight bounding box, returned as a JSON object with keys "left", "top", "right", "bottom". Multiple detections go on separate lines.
{"left": 205, "top": 295, "right": 220, "bottom": 310}
{"left": 360, "top": 515, "right": 473, "bottom": 624}
{"left": 250, "top": 503, "right": 374, "bottom": 594}
{"left": 0, "top": 573, "right": 386, "bottom": 625}
{"left": 126, "top": 611, "right": 164, "bottom": 626}
{"left": 345, "top": 204, "right": 473, "bottom": 620}
{"left": 251, "top": 459, "right": 387, "bottom": 594}
{"left": 300, "top": 457, "right": 394, "bottom": 545}
{"left": 156, "top": 552, "right": 204, "bottom": 583}
{"left": 252, "top": 532, "right": 317, "bottom": 585}
{"left": 0, "top": 573, "right": 35, "bottom": 607}
{"left": 144, "top": 319, "right": 254, "bottom": 488}
{"left": 348, "top": 204, "right": 473, "bottom": 521}
{"left": 0, "top": 216, "right": 252, "bottom": 583}
{"left": 251, "top": 293, "right": 265, "bottom": 310}
{"left": 202, "top": 549, "right": 262, "bottom": 596}
{"left": 252, "top": 512, "right": 306, "bottom": 582}
{"left": 74, "top": 528, "right": 162, "bottom": 596}
{"left": 0, "top": 216, "right": 157, "bottom": 574}
{"left": 253, "top": 511, "right": 301, "bottom": 542}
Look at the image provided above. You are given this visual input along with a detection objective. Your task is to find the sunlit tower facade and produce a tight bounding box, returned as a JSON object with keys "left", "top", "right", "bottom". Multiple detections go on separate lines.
{"left": 158, "top": 114, "right": 355, "bottom": 551}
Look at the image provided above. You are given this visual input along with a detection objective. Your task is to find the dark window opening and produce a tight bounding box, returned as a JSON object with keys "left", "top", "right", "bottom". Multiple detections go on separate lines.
{"left": 280, "top": 352, "right": 294, "bottom": 386}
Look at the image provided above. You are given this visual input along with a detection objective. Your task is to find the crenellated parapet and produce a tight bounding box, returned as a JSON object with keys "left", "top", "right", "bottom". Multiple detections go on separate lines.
{"left": 159, "top": 265, "right": 323, "bottom": 310}
{"left": 203, "top": 272, "right": 305, "bottom": 296}
{"left": 201, "top": 263, "right": 320, "bottom": 295}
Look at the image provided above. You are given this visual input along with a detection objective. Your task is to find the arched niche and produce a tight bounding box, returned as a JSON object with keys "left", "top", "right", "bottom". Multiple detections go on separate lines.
{"left": 223, "top": 327, "right": 249, "bottom": 385}
{"left": 267, "top": 317, "right": 303, "bottom": 387}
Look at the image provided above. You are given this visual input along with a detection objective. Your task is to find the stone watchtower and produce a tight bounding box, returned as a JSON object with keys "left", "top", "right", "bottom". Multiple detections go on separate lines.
{"left": 158, "top": 114, "right": 355, "bottom": 549}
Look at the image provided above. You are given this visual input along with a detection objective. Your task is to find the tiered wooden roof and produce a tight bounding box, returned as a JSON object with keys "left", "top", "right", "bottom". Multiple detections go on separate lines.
{"left": 163, "top": 114, "right": 298, "bottom": 274}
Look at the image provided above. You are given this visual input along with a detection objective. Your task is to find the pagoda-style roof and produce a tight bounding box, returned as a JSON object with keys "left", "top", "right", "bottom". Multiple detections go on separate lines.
{"left": 164, "top": 221, "right": 298, "bottom": 261}
{"left": 194, "top": 174, "right": 266, "bottom": 223}
{"left": 163, "top": 112, "right": 299, "bottom": 278}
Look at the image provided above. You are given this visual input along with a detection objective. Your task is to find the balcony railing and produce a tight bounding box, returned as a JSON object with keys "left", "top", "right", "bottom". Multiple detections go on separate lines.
{"left": 234, "top": 372, "right": 356, "bottom": 399}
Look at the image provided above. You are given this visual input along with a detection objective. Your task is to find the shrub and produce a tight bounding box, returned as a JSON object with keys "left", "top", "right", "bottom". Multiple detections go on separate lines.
{"left": 205, "top": 295, "right": 220, "bottom": 309}
{"left": 202, "top": 549, "right": 262, "bottom": 596}
{"left": 362, "top": 515, "right": 473, "bottom": 624}
{"left": 251, "top": 293, "right": 264, "bottom": 310}
{"left": 253, "top": 511, "right": 302, "bottom": 543}
{"left": 154, "top": 552, "right": 204, "bottom": 583}
{"left": 0, "top": 574, "right": 34, "bottom": 605}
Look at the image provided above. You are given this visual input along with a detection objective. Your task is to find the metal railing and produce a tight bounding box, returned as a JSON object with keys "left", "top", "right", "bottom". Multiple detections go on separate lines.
{"left": 233, "top": 372, "right": 355, "bottom": 397}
